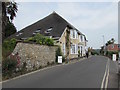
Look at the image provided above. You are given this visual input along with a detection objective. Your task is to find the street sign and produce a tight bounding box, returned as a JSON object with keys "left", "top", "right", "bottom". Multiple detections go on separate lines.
{"left": 113, "top": 54, "right": 116, "bottom": 61}
{"left": 58, "top": 56, "right": 62, "bottom": 63}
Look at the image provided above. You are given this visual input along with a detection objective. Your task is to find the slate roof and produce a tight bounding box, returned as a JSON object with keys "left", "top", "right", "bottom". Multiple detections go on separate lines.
{"left": 9, "top": 12, "right": 84, "bottom": 40}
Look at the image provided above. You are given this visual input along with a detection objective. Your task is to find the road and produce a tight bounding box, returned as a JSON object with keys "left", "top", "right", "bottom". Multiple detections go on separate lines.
{"left": 2, "top": 56, "right": 118, "bottom": 88}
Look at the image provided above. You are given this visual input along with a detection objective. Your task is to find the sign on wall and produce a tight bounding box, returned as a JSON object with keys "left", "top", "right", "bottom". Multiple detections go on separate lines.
{"left": 113, "top": 54, "right": 116, "bottom": 61}
{"left": 58, "top": 56, "right": 62, "bottom": 63}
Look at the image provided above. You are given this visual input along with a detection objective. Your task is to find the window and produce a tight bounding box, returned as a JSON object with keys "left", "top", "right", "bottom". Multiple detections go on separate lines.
{"left": 33, "top": 32, "right": 36, "bottom": 35}
{"left": 47, "top": 27, "right": 52, "bottom": 31}
{"left": 118, "top": 44, "right": 120, "bottom": 48}
{"left": 70, "top": 30, "right": 73, "bottom": 38}
{"left": 45, "top": 27, "right": 53, "bottom": 34}
{"left": 81, "top": 35, "right": 83, "bottom": 41}
{"left": 76, "top": 32, "right": 78, "bottom": 39}
{"left": 35, "top": 29, "right": 41, "bottom": 33}
{"left": 20, "top": 38, "right": 27, "bottom": 40}
{"left": 111, "top": 45, "right": 114, "bottom": 49}
{"left": 71, "top": 44, "right": 78, "bottom": 54}
{"left": 71, "top": 45, "right": 75, "bottom": 54}
{"left": 16, "top": 33, "right": 23, "bottom": 37}
{"left": 73, "top": 30, "right": 75, "bottom": 38}
{"left": 70, "top": 30, "right": 78, "bottom": 39}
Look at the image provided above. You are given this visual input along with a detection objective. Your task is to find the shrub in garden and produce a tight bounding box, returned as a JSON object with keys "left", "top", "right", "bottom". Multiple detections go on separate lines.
{"left": 55, "top": 46, "right": 65, "bottom": 63}
{"left": 106, "top": 51, "right": 118, "bottom": 60}
{"left": 2, "top": 38, "right": 17, "bottom": 58}
{"left": 2, "top": 52, "right": 21, "bottom": 78}
{"left": 45, "top": 38, "right": 54, "bottom": 46}
{"left": 4, "top": 22, "right": 17, "bottom": 39}
{"left": 24, "top": 33, "right": 54, "bottom": 46}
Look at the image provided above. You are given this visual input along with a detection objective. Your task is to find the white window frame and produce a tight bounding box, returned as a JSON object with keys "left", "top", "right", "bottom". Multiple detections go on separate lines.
{"left": 71, "top": 44, "right": 78, "bottom": 54}
{"left": 76, "top": 32, "right": 78, "bottom": 39}
{"left": 70, "top": 29, "right": 78, "bottom": 39}
{"left": 111, "top": 45, "right": 114, "bottom": 49}
{"left": 73, "top": 30, "right": 76, "bottom": 39}
{"left": 81, "top": 35, "right": 83, "bottom": 42}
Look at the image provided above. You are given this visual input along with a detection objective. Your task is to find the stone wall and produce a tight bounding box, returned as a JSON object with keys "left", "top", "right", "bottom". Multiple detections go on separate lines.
{"left": 12, "top": 42, "right": 57, "bottom": 71}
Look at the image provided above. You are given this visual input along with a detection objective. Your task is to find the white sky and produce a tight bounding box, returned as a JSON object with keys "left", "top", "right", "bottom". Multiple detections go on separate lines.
{"left": 13, "top": 2, "right": 118, "bottom": 49}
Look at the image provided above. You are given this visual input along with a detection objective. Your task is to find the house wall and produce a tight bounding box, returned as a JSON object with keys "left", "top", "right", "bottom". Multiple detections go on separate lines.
{"left": 107, "top": 44, "right": 120, "bottom": 52}
{"left": 12, "top": 42, "right": 57, "bottom": 71}
{"left": 58, "top": 27, "right": 87, "bottom": 59}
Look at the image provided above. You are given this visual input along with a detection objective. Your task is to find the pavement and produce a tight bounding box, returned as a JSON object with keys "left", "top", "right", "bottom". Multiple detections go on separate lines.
{"left": 2, "top": 56, "right": 119, "bottom": 89}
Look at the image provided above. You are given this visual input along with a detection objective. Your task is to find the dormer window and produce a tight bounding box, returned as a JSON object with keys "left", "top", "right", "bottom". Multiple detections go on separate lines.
{"left": 35, "top": 29, "right": 41, "bottom": 33}
{"left": 47, "top": 27, "right": 53, "bottom": 31}
{"left": 20, "top": 38, "right": 27, "bottom": 40}
{"left": 33, "top": 32, "right": 36, "bottom": 35}
{"left": 45, "top": 27, "right": 53, "bottom": 34}
{"left": 16, "top": 33, "right": 23, "bottom": 37}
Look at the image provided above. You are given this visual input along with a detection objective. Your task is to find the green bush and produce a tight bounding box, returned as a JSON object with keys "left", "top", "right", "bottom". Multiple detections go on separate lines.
{"left": 45, "top": 38, "right": 54, "bottom": 46}
{"left": 106, "top": 51, "right": 118, "bottom": 59}
{"left": 24, "top": 33, "right": 54, "bottom": 46}
{"left": 2, "top": 38, "right": 17, "bottom": 58}
{"left": 91, "top": 50, "right": 99, "bottom": 55}
{"left": 55, "top": 46, "right": 65, "bottom": 63}
{"left": 2, "top": 58, "right": 17, "bottom": 77}
{"left": 4, "top": 22, "right": 17, "bottom": 39}
{"left": 78, "top": 50, "right": 80, "bottom": 57}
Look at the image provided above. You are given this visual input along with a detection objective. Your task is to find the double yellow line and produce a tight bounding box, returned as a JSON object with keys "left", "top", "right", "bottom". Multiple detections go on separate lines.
{"left": 101, "top": 59, "right": 110, "bottom": 90}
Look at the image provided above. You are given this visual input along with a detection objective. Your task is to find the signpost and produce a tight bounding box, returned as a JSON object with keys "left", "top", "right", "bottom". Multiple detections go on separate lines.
{"left": 58, "top": 56, "right": 62, "bottom": 63}
{"left": 113, "top": 54, "right": 117, "bottom": 61}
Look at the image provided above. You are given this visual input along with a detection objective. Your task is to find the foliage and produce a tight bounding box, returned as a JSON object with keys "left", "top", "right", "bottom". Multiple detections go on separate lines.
{"left": 2, "top": 54, "right": 18, "bottom": 77}
{"left": 45, "top": 38, "right": 54, "bottom": 46}
{"left": 24, "top": 33, "right": 54, "bottom": 46}
{"left": 91, "top": 50, "right": 99, "bottom": 55}
{"left": 106, "top": 38, "right": 115, "bottom": 46}
{"left": 6, "top": 1, "right": 18, "bottom": 21}
{"left": 5, "top": 22, "right": 17, "bottom": 39}
{"left": 100, "top": 46, "right": 104, "bottom": 55}
{"left": 2, "top": 1, "right": 18, "bottom": 41}
{"left": 78, "top": 50, "right": 80, "bottom": 57}
{"left": 55, "top": 46, "right": 65, "bottom": 63}
{"left": 66, "top": 30, "right": 70, "bottom": 57}
{"left": 2, "top": 38, "right": 17, "bottom": 58}
{"left": 106, "top": 51, "right": 118, "bottom": 59}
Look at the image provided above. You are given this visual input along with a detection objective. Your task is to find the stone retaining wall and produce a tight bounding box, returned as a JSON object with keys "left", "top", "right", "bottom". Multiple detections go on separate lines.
{"left": 12, "top": 42, "right": 57, "bottom": 70}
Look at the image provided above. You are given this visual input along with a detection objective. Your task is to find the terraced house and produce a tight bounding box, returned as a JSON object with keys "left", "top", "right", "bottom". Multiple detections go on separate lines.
{"left": 9, "top": 12, "right": 88, "bottom": 59}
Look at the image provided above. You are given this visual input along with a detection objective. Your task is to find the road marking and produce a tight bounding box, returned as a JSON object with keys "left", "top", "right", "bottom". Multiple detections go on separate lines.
{"left": 105, "top": 59, "right": 110, "bottom": 89}
{"left": 101, "top": 59, "right": 108, "bottom": 89}
{"left": 101, "top": 58, "right": 110, "bottom": 90}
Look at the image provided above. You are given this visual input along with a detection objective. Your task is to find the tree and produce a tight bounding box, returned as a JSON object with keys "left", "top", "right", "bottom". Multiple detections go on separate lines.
{"left": 6, "top": 1, "right": 18, "bottom": 22}
{"left": 111, "top": 38, "right": 115, "bottom": 44}
{"left": 5, "top": 21, "right": 17, "bottom": 38}
{"left": 2, "top": 0, "right": 18, "bottom": 41}
{"left": 100, "top": 46, "right": 104, "bottom": 55}
{"left": 105, "top": 38, "right": 115, "bottom": 46}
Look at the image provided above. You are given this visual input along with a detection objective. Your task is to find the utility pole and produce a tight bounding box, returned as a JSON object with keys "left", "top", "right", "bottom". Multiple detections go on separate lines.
{"left": 102, "top": 35, "right": 105, "bottom": 55}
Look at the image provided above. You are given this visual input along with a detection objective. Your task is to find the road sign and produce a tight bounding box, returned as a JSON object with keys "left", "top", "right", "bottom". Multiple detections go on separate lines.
{"left": 113, "top": 54, "right": 116, "bottom": 61}
{"left": 58, "top": 56, "right": 62, "bottom": 63}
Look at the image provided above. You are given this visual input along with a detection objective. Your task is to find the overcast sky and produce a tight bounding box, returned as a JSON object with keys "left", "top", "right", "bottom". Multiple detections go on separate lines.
{"left": 13, "top": 2, "right": 118, "bottom": 49}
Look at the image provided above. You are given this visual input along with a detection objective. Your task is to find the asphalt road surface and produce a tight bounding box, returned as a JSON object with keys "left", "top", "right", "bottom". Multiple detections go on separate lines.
{"left": 2, "top": 56, "right": 118, "bottom": 88}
